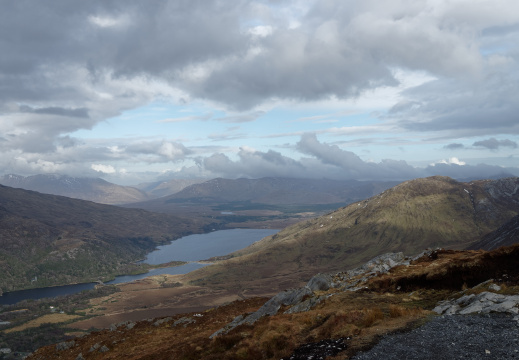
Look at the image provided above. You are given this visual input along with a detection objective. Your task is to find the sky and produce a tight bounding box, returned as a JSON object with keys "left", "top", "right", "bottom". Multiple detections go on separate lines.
{"left": 1, "top": 0, "right": 519, "bottom": 185}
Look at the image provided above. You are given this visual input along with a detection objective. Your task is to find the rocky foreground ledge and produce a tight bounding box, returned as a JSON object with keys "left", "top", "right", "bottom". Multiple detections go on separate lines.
{"left": 210, "top": 246, "right": 519, "bottom": 359}
{"left": 27, "top": 244, "right": 519, "bottom": 360}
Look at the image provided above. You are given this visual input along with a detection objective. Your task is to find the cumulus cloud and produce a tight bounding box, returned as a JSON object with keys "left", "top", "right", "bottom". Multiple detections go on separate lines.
{"left": 91, "top": 164, "right": 116, "bottom": 174}
{"left": 430, "top": 157, "right": 467, "bottom": 166}
{"left": 296, "top": 133, "right": 419, "bottom": 180}
{"left": 204, "top": 147, "right": 307, "bottom": 179}
{"left": 473, "top": 138, "right": 518, "bottom": 150}
{"left": 125, "top": 140, "right": 192, "bottom": 163}
{"left": 196, "top": 134, "right": 519, "bottom": 181}
{"left": 1, "top": 1, "right": 519, "bottom": 183}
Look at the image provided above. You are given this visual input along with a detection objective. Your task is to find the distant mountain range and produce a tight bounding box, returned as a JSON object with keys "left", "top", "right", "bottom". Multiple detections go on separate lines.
{"left": 134, "top": 178, "right": 206, "bottom": 198}
{"left": 127, "top": 177, "right": 400, "bottom": 214}
{"left": 168, "top": 177, "right": 398, "bottom": 205}
{"left": 187, "top": 176, "right": 519, "bottom": 292}
{"left": 0, "top": 184, "right": 208, "bottom": 293}
{"left": 0, "top": 174, "right": 150, "bottom": 205}
{"left": 3, "top": 174, "right": 519, "bottom": 296}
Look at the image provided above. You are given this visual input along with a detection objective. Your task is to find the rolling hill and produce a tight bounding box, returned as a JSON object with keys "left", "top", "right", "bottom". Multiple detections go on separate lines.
{"left": 134, "top": 178, "right": 206, "bottom": 198}
{"left": 126, "top": 177, "right": 399, "bottom": 229}
{"left": 0, "top": 174, "right": 150, "bottom": 205}
{"left": 0, "top": 185, "right": 208, "bottom": 293}
{"left": 186, "top": 176, "right": 519, "bottom": 292}
{"left": 153, "top": 177, "right": 397, "bottom": 205}
{"left": 468, "top": 214, "right": 519, "bottom": 251}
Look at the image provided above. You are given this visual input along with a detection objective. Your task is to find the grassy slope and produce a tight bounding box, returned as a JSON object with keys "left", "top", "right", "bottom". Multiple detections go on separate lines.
{"left": 0, "top": 185, "right": 208, "bottom": 292}
{"left": 187, "top": 176, "right": 519, "bottom": 292}
{"left": 29, "top": 244, "right": 519, "bottom": 360}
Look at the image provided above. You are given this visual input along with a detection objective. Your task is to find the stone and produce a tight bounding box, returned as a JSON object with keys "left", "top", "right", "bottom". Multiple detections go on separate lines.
{"left": 56, "top": 341, "right": 75, "bottom": 351}
{"left": 455, "top": 294, "right": 475, "bottom": 306}
{"left": 285, "top": 295, "right": 327, "bottom": 314}
{"left": 307, "top": 273, "right": 333, "bottom": 292}
{"left": 99, "top": 345, "right": 110, "bottom": 353}
{"left": 434, "top": 291, "right": 519, "bottom": 316}
{"left": 488, "top": 283, "right": 501, "bottom": 292}
{"left": 153, "top": 317, "right": 172, "bottom": 327}
{"left": 173, "top": 317, "right": 196, "bottom": 327}
{"left": 210, "top": 314, "right": 245, "bottom": 339}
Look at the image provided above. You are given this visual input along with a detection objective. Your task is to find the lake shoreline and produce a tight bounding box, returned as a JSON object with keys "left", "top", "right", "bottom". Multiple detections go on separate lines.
{"left": 0, "top": 228, "right": 277, "bottom": 305}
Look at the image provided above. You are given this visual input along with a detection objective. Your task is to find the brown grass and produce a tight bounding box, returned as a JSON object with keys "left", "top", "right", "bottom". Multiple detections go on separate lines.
{"left": 4, "top": 314, "right": 81, "bottom": 333}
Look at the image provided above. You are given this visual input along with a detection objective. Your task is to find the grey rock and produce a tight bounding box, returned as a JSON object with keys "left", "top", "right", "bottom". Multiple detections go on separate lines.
{"left": 455, "top": 294, "right": 476, "bottom": 306}
{"left": 172, "top": 317, "right": 196, "bottom": 327}
{"left": 285, "top": 295, "right": 328, "bottom": 314}
{"left": 75, "top": 353, "right": 85, "bottom": 360}
{"left": 210, "top": 314, "right": 246, "bottom": 339}
{"left": 458, "top": 302, "right": 485, "bottom": 315}
{"left": 488, "top": 283, "right": 501, "bottom": 292}
{"left": 153, "top": 317, "right": 172, "bottom": 327}
{"left": 434, "top": 291, "right": 519, "bottom": 316}
{"left": 89, "top": 343, "right": 100, "bottom": 352}
{"left": 211, "top": 252, "right": 414, "bottom": 338}
{"left": 55, "top": 340, "right": 75, "bottom": 351}
{"left": 99, "top": 345, "right": 110, "bottom": 353}
{"left": 356, "top": 252, "right": 407, "bottom": 276}
{"left": 243, "top": 287, "right": 314, "bottom": 325}
{"left": 307, "top": 273, "right": 333, "bottom": 292}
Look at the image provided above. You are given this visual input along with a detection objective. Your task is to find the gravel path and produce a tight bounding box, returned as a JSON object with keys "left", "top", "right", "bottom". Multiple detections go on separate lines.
{"left": 352, "top": 314, "right": 519, "bottom": 360}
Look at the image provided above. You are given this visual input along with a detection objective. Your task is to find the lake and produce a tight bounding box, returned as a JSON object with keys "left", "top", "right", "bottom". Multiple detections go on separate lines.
{"left": 0, "top": 228, "right": 278, "bottom": 305}
{"left": 143, "top": 228, "right": 278, "bottom": 264}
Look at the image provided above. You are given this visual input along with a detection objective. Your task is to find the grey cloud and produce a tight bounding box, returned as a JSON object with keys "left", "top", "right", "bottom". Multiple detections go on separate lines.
{"left": 214, "top": 111, "right": 266, "bottom": 123}
{"left": 1, "top": 1, "right": 516, "bottom": 119}
{"left": 199, "top": 134, "right": 519, "bottom": 182}
{"left": 444, "top": 143, "right": 465, "bottom": 150}
{"left": 390, "top": 68, "right": 519, "bottom": 137}
{"left": 473, "top": 138, "right": 518, "bottom": 150}
{"left": 19, "top": 105, "right": 89, "bottom": 118}
{"left": 296, "top": 133, "right": 419, "bottom": 180}
{"left": 204, "top": 148, "right": 306, "bottom": 179}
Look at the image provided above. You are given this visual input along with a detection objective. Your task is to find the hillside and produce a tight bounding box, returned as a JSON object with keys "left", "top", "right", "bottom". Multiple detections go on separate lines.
{"left": 26, "top": 243, "right": 519, "bottom": 360}
{"left": 167, "top": 177, "right": 396, "bottom": 205}
{"left": 186, "top": 176, "right": 519, "bottom": 292}
{"left": 134, "top": 178, "right": 205, "bottom": 198}
{"left": 468, "top": 214, "right": 519, "bottom": 251}
{"left": 0, "top": 174, "right": 150, "bottom": 205}
{"left": 0, "top": 185, "right": 208, "bottom": 293}
{"left": 126, "top": 177, "right": 399, "bottom": 229}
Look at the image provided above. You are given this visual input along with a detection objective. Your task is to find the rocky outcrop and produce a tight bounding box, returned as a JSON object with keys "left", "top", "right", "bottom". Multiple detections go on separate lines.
{"left": 211, "top": 252, "right": 411, "bottom": 338}
{"left": 433, "top": 291, "right": 519, "bottom": 319}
